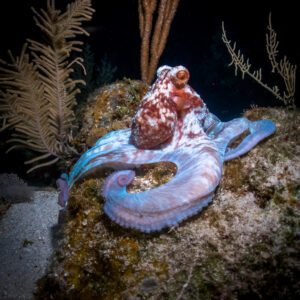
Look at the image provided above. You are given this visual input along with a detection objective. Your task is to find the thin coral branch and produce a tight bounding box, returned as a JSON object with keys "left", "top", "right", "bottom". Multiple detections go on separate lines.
{"left": 139, "top": 0, "right": 157, "bottom": 83}
{"left": 266, "top": 13, "right": 296, "bottom": 105}
{"left": 222, "top": 15, "right": 296, "bottom": 107}
{"left": 26, "top": 157, "right": 60, "bottom": 173}
{"left": 147, "top": 0, "right": 180, "bottom": 82}
{"left": 138, "top": 0, "right": 180, "bottom": 84}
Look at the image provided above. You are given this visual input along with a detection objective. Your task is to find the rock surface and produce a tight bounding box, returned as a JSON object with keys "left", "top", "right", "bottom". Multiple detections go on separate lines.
{"left": 37, "top": 107, "right": 300, "bottom": 299}
{"left": 74, "top": 79, "right": 147, "bottom": 148}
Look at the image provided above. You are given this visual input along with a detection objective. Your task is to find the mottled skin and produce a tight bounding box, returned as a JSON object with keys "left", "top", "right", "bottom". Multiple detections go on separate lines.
{"left": 57, "top": 65, "right": 276, "bottom": 233}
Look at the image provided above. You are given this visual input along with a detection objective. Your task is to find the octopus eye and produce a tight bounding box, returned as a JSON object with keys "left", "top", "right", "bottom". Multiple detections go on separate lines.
{"left": 176, "top": 70, "right": 189, "bottom": 81}
{"left": 170, "top": 66, "right": 190, "bottom": 89}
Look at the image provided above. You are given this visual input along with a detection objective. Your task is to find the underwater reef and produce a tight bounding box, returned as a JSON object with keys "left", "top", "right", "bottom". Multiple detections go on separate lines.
{"left": 37, "top": 103, "right": 300, "bottom": 299}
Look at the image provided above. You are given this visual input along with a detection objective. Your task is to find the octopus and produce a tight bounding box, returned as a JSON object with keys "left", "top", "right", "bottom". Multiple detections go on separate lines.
{"left": 57, "top": 65, "right": 276, "bottom": 233}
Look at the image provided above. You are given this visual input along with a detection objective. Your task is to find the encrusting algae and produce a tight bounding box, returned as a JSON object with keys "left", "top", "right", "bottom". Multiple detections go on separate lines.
{"left": 37, "top": 89, "right": 300, "bottom": 299}
{"left": 74, "top": 79, "right": 148, "bottom": 149}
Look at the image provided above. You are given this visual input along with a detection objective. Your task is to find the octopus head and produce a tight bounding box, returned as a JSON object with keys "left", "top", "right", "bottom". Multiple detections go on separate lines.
{"left": 131, "top": 65, "right": 204, "bottom": 149}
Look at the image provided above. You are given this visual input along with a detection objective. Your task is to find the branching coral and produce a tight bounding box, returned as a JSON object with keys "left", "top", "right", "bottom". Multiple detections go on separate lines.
{"left": 222, "top": 13, "right": 296, "bottom": 107}
{"left": 0, "top": 0, "right": 94, "bottom": 172}
{"left": 138, "top": 0, "right": 180, "bottom": 84}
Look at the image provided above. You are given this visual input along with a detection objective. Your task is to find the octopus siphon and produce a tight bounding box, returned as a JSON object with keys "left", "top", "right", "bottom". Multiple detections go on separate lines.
{"left": 57, "top": 65, "right": 276, "bottom": 233}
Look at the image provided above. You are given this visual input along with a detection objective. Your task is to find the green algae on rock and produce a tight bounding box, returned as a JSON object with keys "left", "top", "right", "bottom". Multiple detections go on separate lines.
{"left": 37, "top": 107, "right": 300, "bottom": 299}
{"left": 74, "top": 79, "right": 148, "bottom": 149}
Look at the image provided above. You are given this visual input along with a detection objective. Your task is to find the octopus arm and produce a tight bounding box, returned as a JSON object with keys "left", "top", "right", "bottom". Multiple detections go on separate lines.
{"left": 102, "top": 146, "right": 222, "bottom": 232}
{"left": 224, "top": 119, "right": 276, "bottom": 161}
{"left": 210, "top": 118, "right": 275, "bottom": 161}
{"left": 68, "top": 145, "right": 168, "bottom": 189}
{"left": 57, "top": 129, "right": 163, "bottom": 207}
